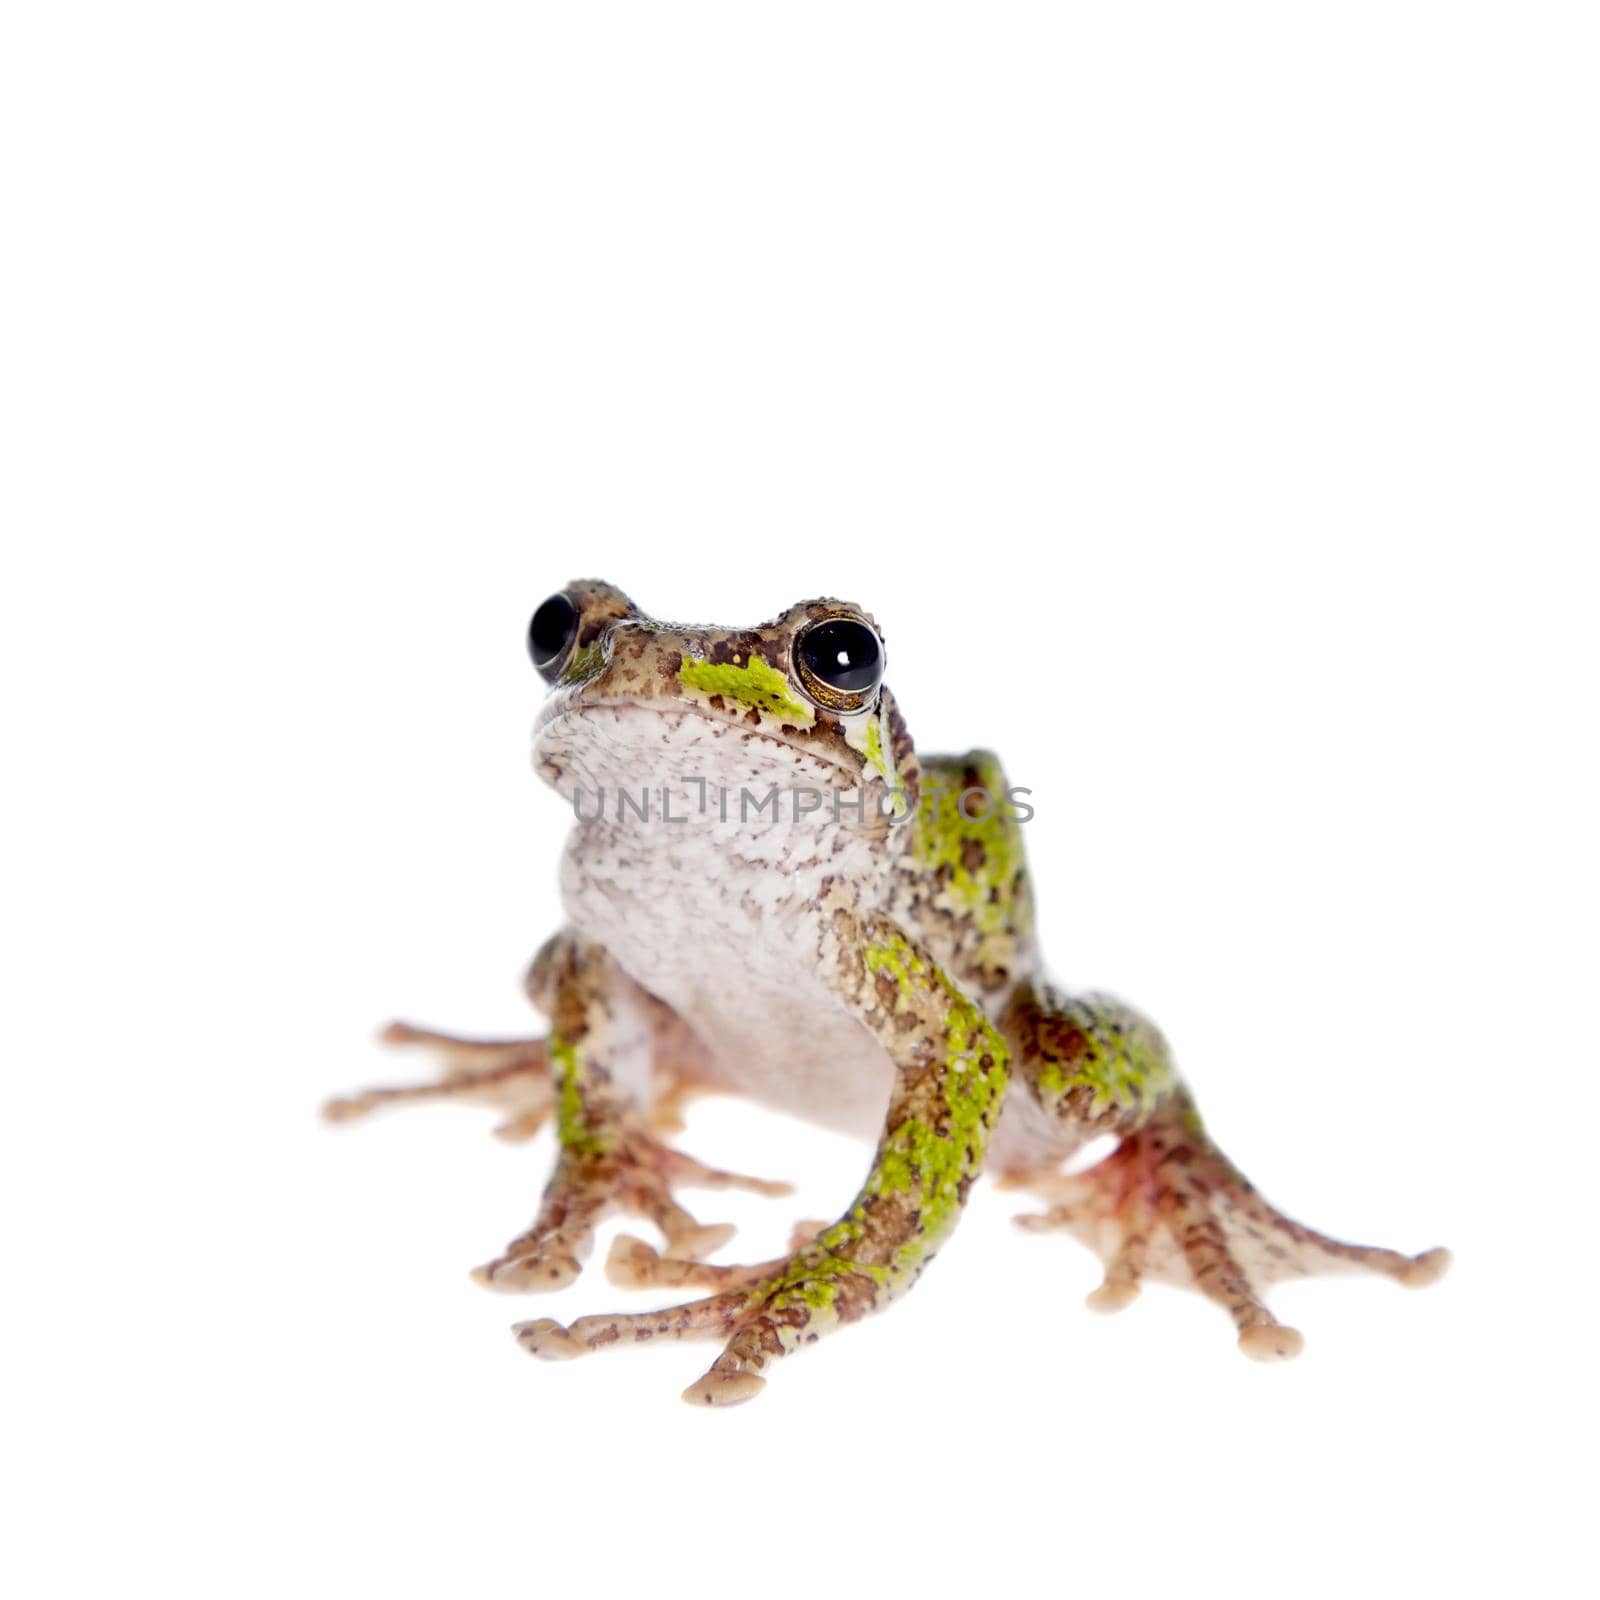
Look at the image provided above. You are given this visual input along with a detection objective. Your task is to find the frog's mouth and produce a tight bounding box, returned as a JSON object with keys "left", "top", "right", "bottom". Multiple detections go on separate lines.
{"left": 532, "top": 697, "right": 884, "bottom": 817}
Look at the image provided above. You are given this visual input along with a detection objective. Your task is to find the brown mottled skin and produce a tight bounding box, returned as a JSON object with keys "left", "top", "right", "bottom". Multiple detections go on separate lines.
{"left": 327, "top": 581, "right": 1449, "bottom": 1405}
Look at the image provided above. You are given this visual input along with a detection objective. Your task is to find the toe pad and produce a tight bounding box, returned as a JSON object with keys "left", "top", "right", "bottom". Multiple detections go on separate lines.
{"left": 1398, "top": 1247, "right": 1452, "bottom": 1288}
{"left": 682, "top": 1370, "right": 766, "bottom": 1407}
{"left": 1238, "top": 1323, "right": 1305, "bottom": 1362}
{"left": 514, "top": 1319, "right": 585, "bottom": 1360}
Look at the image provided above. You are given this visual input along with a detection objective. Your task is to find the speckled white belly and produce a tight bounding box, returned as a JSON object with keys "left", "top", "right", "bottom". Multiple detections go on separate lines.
{"left": 544, "top": 703, "right": 1073, "bottom": 1167}
{"left": 550, "top": 705, "right": 898, "bottom": 1136}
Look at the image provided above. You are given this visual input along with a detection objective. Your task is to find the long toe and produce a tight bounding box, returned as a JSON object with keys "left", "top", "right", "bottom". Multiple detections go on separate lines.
{"left": 1399, "top": 1247, "right": 1452, "bottom": 1287}
{"left": 663, "top": 1221, "right": 737, "bottom": 1259}
{"left": 682, "top": 1370, "right": 767, "bottom": 1407}
{"left": 472, "top": 1251, "right": 582, "bottom": 1292}
{"left": 513, "top": 1319, "right": 586, "bottom": 1359}
{"left": 1237, "top": 1323, "right": 1305, "bottom": 1362}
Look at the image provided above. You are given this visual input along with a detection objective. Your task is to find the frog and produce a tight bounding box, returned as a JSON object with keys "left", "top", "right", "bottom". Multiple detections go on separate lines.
{"left": 326, "top": 580, "right": 1449, "bottom": 1406}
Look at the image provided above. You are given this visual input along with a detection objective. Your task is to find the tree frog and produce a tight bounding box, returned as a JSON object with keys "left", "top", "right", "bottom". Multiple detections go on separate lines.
{"left": 327, "top": 581, "right": 1448, "bottom": 1406}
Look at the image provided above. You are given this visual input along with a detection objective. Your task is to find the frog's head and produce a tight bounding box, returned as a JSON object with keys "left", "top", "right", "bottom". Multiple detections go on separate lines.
{"left": 527, "top": 579, "right": 917, "bottom": 827}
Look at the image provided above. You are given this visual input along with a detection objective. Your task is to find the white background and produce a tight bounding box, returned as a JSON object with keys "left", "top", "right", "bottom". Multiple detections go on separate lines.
{"left": 4, "top": 4, "right": 1595, "bottom": 1597}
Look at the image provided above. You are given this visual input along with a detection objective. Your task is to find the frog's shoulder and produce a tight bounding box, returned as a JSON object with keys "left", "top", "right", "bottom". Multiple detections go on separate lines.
{"left": 916, "top": 748, "right": 1010, "bottom": 791}
{"left": 895, "top": 747, "right": 1035, "bottom": 997}
{"left": 911, "top": 749, "right": 1025, "bottom": 877}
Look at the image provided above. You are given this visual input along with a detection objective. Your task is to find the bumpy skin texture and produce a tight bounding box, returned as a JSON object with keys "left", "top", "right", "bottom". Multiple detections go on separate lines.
{"left": 328, "top": 580, "right": 1449, "bottom": 1404}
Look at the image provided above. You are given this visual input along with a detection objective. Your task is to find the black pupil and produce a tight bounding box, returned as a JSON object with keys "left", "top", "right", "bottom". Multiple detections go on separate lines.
{"left": 528, "top": 594, "right": 578, "bottom": 672}
{"left": 800, "top": 619, "right": 881, "bottom": 693}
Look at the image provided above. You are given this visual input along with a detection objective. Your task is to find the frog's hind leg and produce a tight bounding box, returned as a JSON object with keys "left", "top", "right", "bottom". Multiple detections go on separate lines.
{"left": 325, "top": 935, "right": 792, "bottom": 1296}
{"left": 1019, "top": 1119, "right": 1449, "bottom": 1359}
{"left": 1002, "top": 983, "right": 1450, "bottom": 1360}
{"left": 474, "top": 1133, "right": 794, "bottom": 1292}
{"left": 324, "top": 1019, "right": 716, "bottom": 1143}
{"left": 470, "top": 936, "right": 793, "bottom": 1293}
{"left": 322, "top": 1024, "right": 554, "bottom": 1142}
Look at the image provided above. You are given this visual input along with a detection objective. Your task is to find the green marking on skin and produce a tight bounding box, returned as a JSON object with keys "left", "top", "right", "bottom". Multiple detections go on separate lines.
{"left": 678, "top": 654, "right": 815, "bottom": 726}
{"left": 863, "top": 711, "right": 886, "bottom": 774}
{"left": 841, "top": 703, "right": 908, "bottom": 815}
{"left": 562, "top": 640, "right": 606, "bottom": 685}
{"left": 879, "top": 956, "right": 1009, "bottom": 1271}
{"left": 914, "top": 756, "right": 1025, "bottom": 914}
{"left": 845, "top": 703, "right": 892, "bottom": 783}
{"left": 1034, "top": 1005, "right": 1176, "bottom": 1118}
{"left": 766, "top": 1241, "right": 887, "bottom": 1309}
{"left": 912, "top": 754, "right": 1033, "bottom": 950}
{"left": 761, "top": 1214, "right": 889, "bottom": 1329}
{"left": 551, "top": 1033, "right": 613, "bottom": 1157}
{"left": 760, "top": 934, "right": 1010, "bottom": 1308}
{"left": 864, "top": 934, "right": 925, "bottom": 997}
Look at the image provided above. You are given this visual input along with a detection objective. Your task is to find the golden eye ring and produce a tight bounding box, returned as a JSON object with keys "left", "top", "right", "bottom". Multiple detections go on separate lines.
{"left": 793, "top": 615, "right": 884, "bottom": 713}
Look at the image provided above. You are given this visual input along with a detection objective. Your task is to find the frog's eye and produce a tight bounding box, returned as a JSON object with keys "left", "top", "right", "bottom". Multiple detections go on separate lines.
{"left": 528, "top": 592, "right": 579, "bottom": 682}
{"left": 794, "top": 616, "right": 884, "bottom": 712}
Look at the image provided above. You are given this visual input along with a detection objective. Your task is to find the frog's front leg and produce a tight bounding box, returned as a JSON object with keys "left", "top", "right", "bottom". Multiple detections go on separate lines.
{"left": 1000, "top": 983, "right": 1450, "bottom": 1359}
{"left": 517, "top": 913, "right": 1009, "bottom": 1406}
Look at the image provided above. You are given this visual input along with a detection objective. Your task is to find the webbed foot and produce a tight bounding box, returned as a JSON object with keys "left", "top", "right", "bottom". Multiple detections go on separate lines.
{"left": 517, "top": 1221, "right": 898, "bottom": 1408}
{"left": 604, "top": 1220, "right": 825, "bottom": 1291}
{"left": 472, "top": 1134, "right": 792, "bottom": 1293}
{"left": 1010, "top": 1096, "right": 1449, "bottom": 1358}
{"left": 325, "top": 1019, "right": 791, "bottom": 1293}
{"left": 322, "top": 1022, "right": 554, "bottom": 1141}
{"left": 511, "top": 1271, "right": 814, "bottom": 1409}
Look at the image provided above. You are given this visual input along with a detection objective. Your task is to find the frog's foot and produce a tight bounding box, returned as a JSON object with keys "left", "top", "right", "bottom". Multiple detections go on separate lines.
{"left": 322, "top": 1023, "right": 553, "bottom": 1142}
{"left": 521, "top": 1275, "right": 873, "bottom": 1408}
{"left": 1010, "top": 1110, "right": 1450, "bottom": 1360}
{"left": 522, "top": 1223, "right": 894, "bottom": 1408}
{"left": 472, "top": 1135, "right": 793, "bottom": 1294}
{"left": 605, "top": 1220, "right": 825, "bottom": 1291}
{"left": 646, "top": 1077, "right": 703, "bottom": 1138}
{"left": 513, "top": 1287, "right": 806, "bottom": 1408}
{"left": 513, "top": 1287, "right": 751, "bottom": 1374}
